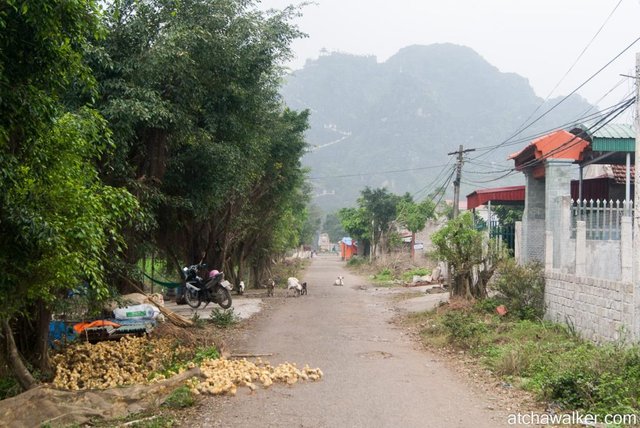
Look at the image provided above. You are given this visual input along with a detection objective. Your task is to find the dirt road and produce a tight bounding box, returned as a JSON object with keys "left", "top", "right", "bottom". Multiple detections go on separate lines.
{"left": 183, "top": 255, "right": 519, "bottom": 427}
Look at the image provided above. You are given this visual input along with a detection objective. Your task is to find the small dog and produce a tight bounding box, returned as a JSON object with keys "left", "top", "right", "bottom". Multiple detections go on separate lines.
{"left": 334, "top": 276, "right": 344, "bottom": 286}
{"left": 267, "top": 278, "right": 275, "bottom": 297}
{"left": 300, "top": 282, "right": 308, "bottom": 295}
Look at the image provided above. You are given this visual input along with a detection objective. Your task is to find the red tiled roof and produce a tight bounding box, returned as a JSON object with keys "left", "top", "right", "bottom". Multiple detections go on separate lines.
{"left": 610, "top": 165, "right": 635, "bottom": 184}
{"left": 510, "top": 130, "right": 590, "bottom": 178}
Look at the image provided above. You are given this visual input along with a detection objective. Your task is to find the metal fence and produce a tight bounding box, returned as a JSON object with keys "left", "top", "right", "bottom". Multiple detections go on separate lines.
{"left": 570, "top": 199, "right": 632, "bottom": 240}
{"left": 489, "top": 221, "right": 515, "bottom": 254}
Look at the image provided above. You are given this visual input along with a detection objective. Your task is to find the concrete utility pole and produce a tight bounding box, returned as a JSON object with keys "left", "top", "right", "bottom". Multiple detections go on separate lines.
{"left": 633, "top": 52, "right": 640, "bottom": 340}
{"left": 634, "top": 52, "right": 640, "bottom": 287}
{"left": 448, "top": 145, "right": 476, "bottom": 218}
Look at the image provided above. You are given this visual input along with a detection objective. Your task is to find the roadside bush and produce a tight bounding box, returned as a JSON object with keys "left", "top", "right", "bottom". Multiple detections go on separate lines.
{"left": 209, "top": 308, "right": 237, "bottom": 328}
{"left": 401, "top": 267, "right": 431, "bottom": 282}
{"left": 413, "top": 300, "right": 640, "bottom": 417}
{"left": 347, "top": 255, "right": 366, "bottom": 267}
{"left": 0, "top": 376, "right": 20, "bottom": 400}
{"left": 474, "top": 297, "right": 505, "bottom": 314}
{"left": 441, "top": 310, "right": 488, "bottom": 348}
{"left": 374, "top": 268, "right": 394, "bottom": 282}
{"left": 493, "top": 259, "right": 545, "bottom": 320}
{"left": 536, "top": 344, "right": 640, "bottom": 414}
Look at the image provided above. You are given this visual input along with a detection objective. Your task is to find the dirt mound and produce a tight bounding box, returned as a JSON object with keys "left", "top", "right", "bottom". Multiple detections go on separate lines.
{"left": 0, "top": 368, "right": 198, "bottom": 428}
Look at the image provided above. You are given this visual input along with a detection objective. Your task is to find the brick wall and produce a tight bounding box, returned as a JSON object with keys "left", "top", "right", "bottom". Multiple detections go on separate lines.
{"left": 545, "top": 272, "right": 634, "bottom": 343}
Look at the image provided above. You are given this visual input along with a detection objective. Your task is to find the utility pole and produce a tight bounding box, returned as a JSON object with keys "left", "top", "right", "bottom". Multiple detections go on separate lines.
{"left": 633, "top": 52, "right": 640, "bottom": 301}
{"left": 448, "top": 145, "right": 476, "bottom": 218}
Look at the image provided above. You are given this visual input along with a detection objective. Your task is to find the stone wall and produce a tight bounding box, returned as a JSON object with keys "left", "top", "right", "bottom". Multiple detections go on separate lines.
{"left": 545, "top": 271, "right": 634, "bottom": 343}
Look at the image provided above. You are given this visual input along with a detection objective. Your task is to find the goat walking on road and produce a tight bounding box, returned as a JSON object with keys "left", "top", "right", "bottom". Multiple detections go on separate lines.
{"left": 287, "top": 277, "right": 303, "bottom": 297}
{"left": 266, "top": 279, "right": 275, "bottom": 297}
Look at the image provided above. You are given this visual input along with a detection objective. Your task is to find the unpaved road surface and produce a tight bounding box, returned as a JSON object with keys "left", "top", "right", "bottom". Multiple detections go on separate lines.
{"left": 182, "top": 256, "right": 523, "bottom": 427}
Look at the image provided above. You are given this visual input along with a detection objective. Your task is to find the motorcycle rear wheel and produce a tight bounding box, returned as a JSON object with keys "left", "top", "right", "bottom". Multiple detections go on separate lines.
{"left": 185, "top": 286, "right": 202, "bottom": 309}
{"left": 216, "top": 288, "right": 232, "bottom": 309}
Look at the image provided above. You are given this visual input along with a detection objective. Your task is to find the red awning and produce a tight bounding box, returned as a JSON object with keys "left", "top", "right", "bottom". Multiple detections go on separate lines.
{"left": 466, "top": 185, "right": 525, "bottom": 210}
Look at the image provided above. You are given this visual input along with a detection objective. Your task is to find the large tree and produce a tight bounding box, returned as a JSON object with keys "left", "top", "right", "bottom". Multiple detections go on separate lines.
{"left": 94, "top": 0, "right": 310, "bottom": 286}
{"left": 397, "top": 197, "right": 436, "bottom": 259}
{"left": 359, "top": 187, "right": 402, "bottom": 256}
{"left": 431, "top": 212, "right": 503, "bottom": 299}
{"left": 0, "top": 0, "right": 136, "bottom": 386}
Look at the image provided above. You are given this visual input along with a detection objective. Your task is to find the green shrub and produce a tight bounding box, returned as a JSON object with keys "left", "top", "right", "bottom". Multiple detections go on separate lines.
{"left": 373, "top": 268, "right": 394, "bottom": 282}
{"left": 441, "top": 310, "right": 488, "bottom": 348}
{"left": 415, "top": 300, "right": 640, "bottom": 417}
{"left": 474, "top": 297, "right": 505, "bottom": 314}
{"left": 401, "top": 267, "right": 431, "bottom": 282}
{"left": 347, "top": 255, "right": 366, "bottom": 266}
{"left": 209, "top": 308, "right": 237, "bottom": 328}
{"left": 493, "top": 259, "right": 545, "bottom": 320}
{"left": 0, "top": 376, "right": 20, "bottom": 400}
{"left": 194, "top": 346, "right": 220, "bottom": 363}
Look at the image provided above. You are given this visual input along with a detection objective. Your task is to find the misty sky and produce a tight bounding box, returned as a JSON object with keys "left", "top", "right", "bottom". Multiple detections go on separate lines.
{"left": 259, "top": 0, "right": 640, "bottom": 114}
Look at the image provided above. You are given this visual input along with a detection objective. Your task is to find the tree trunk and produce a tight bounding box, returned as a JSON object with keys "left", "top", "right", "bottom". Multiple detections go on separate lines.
{"left": 410, "top": 232, "right": 415, "bottom": 260}
{"left": 35, "top": 301, "right": 51, "bottom": 373}
{"left": 2, "top": 319, "right": 36, "bottom": 391}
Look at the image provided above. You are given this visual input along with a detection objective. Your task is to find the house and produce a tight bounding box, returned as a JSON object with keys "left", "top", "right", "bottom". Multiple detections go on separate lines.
{"left": 511, "top": 124, "right": 637, "bottom": 342}
{"left": 318, "top": 233, "right": 334, "bottom": 252}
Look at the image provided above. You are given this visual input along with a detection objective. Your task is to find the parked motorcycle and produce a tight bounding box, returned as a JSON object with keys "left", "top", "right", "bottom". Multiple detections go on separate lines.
{"left": 182, "top": 264, "right": 233, "bottom": 309}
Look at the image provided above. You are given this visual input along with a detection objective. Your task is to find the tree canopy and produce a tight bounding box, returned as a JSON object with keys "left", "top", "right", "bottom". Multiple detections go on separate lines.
{"left": 0, "top": 0, "right": 314, "bottom": 384}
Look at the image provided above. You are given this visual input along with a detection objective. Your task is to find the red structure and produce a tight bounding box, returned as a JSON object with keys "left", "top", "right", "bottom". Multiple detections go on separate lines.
{"left": 466, "top": 185, "right": 525, "bottom": 210}
{"left": 339, "top": 237, "right": 357, "bottom": 261}
{"left": 509, "top": 130, "right": 590, "bottom": 179}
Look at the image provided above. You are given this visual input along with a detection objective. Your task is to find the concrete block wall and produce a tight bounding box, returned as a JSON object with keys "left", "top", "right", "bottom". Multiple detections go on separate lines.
{"left": 545, "top": 160, "right": 574, "bottom": 269}
{"left": 545, "top": 272, "right": 634, "bottom": 343}
{"left": 584, "top": 240, "right": 622, "bottom": 281}
{"left": 522, "top": 171, "right": 546, "bottom": 263}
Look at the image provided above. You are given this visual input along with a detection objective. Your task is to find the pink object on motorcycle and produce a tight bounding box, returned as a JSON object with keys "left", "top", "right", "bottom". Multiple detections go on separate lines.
{"left": 209, "top": 270, "right": 220, "bottom": 278}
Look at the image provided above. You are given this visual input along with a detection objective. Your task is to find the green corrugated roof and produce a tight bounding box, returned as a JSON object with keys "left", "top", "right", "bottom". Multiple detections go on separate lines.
{"left": 572, "top": 123, "right": 635, "bottom": 152}
{"left": 592, "top": 138, "right": 634, "bottom": 152}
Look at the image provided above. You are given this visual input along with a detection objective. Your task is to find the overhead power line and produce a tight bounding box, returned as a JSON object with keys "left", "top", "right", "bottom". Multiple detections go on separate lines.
{"left": 307, "top": 162, "right": 451, "bottom": 180}
{"left": 461, "top": 96, "right": 636, "bottom": 187}
{"left": 509, "top": 0, "right": 624, "bottom": 136}
{"left": 473, "top": 34, "right": 640, "bottom": 161}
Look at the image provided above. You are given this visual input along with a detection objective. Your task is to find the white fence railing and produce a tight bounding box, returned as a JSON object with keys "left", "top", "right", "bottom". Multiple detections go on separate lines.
{"left": 570, "top": 199, "right": 633, "bottom": 241}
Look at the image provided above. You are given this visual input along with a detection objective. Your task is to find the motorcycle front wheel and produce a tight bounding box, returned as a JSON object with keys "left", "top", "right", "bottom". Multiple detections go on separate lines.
{"left": 185, "top": 286, "right": 202, "bottom": 309}
{"left": 216, "top": 287, "right": 232, "bottom": 309}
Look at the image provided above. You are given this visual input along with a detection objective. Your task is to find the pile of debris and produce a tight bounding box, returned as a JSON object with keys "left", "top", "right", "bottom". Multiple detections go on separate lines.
{"left": 407, "top": 265, "right": 444, "bottom": 287}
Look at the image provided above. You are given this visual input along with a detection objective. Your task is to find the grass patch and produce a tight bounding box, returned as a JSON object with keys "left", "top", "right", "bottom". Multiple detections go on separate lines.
{"left": 372, "top": 268, "right": 394, "bottom": 283}
{"left": 401, "top": 267, "right": 431, "bottom": 282}
{"left": 163, "top": 386, "right": 195, "bottom": 409}
{"left": 209, "top": 308, "right": 237, "bottom": 328}
{"left": 408, "top": 300, "right": 640, "bottom": 418}
{"left": 0, "top": 375, "right": 20, "bottom": 400}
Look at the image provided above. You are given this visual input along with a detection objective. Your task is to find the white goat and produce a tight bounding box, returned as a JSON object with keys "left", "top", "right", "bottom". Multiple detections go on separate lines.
{"left": 287, "top": 277, "right": 303, "bottom": 297}
{"left": 334, "top": 276, "right": 344, "bottom": 286}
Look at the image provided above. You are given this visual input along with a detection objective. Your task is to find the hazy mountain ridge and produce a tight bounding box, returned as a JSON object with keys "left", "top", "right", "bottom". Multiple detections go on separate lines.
{"left": 281, "top": 43, "right": 594, "bottom": 213}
